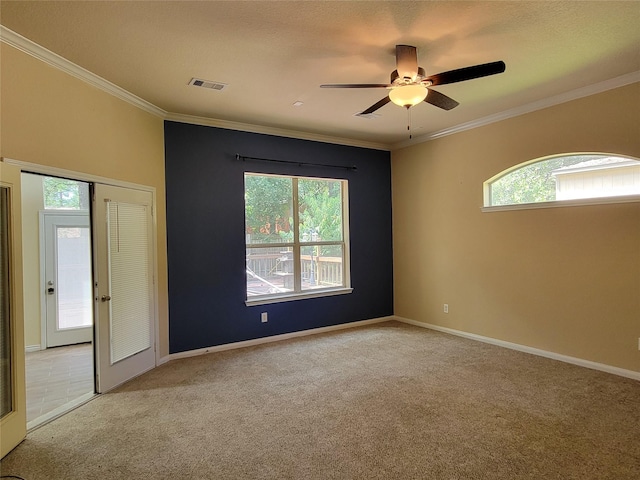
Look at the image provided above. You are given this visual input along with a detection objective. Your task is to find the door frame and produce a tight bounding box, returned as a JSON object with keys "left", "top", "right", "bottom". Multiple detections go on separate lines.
{"left": 6, "top": 157, "right": 161, "bottom": 359}
{"left": 5, "top": 158, "right": 161, "bottom": 369}
{"left": 39, "top": 211, "right": 93, "bottom": 349}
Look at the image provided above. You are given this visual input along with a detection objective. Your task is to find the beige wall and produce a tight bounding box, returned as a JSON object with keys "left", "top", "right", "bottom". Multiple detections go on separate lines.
{"left": 1, "top": 44, "right": 169, "bottom": 357}
{"left": 20, "top": 173, "right": 44, "bottom": 348}
{"left": 392, "top": 82, "right": 640, "bottom": 373}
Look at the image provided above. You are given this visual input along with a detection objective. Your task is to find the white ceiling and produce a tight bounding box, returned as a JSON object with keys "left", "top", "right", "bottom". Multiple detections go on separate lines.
{"left": 2, "top": 1, "right": 639, "bottom": 149}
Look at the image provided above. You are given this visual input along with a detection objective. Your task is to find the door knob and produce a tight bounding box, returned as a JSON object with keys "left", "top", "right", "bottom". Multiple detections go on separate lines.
{"left": 101, "top": 295, "right": 112, "bottom": 302}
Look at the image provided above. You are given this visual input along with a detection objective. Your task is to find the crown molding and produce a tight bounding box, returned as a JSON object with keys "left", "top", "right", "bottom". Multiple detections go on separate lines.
{"left": 392, "top": 70, "right": 640, "bottom": 150}
{"left": 0, "top": 26, "right": 166, "bottom": 118}
{"left": 3, "top": 25, "right": 636, "bottom": 153}
{"left": 1, "top": 25, "right": 388, "bottom": 151}
{"left": 164, "top": 113, "right": 390, "bottom": 151}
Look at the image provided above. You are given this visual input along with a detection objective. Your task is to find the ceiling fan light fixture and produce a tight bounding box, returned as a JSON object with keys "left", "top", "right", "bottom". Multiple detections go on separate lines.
{"left": 389, "top": 85, "right": 428, "bottom": 107}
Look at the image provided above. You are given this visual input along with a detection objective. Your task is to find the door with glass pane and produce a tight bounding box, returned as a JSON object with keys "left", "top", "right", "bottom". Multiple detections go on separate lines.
{"left": 0, "top": 164, "right": 27, "bottom": 459}
{"left": 93, "top": 184, "right": 155, "bottom": 393}
{"left": 42, "top": 213, "right": 93, "bottom": 347}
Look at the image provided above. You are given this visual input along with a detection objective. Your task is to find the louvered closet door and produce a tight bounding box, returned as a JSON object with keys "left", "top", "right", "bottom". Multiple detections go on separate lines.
{"left": 93, "top": 184, "right": 155, "bottom": 393}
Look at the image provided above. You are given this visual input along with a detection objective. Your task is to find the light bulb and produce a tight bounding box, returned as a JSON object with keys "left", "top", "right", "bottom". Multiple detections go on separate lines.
{"left": 389, "top": 85, "right": 428, "bottom": 107}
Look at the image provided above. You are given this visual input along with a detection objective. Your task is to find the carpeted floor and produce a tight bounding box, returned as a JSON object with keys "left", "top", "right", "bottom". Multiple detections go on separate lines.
{"left": 1, "top": 321, "right": 639, "bottom": 479}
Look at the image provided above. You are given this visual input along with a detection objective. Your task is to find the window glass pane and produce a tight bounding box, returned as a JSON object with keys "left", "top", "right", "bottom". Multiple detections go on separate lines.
{"left": 43, "top": 177, "right": 90, "bottom": 210}
{"left": 246, "top": 247, "right": 294, "bottom": 296}
{"left": 0, "top": 188, "right": 12, "bottom": 418}
{"left": 489, "top": 155, "right": 640, "bottom": 206}
{"left": 298, "top": 178, "right": 343, "bottom": 242}
{"left": 301, "top": 244, "right": 343, "bottom": 291}
{"left": 56, "top": 227, "right": 92, "bottom": 330}
{"left": 245, "top": 175, "right": 293, "bottom": 244}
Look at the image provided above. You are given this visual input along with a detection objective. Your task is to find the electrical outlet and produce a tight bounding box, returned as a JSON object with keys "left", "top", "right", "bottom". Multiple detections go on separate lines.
{"left": 443, "top": 304, "right": 449, "bottom": 314}
{"left": 261, "top": 312, "right": 268, "bottom": 323}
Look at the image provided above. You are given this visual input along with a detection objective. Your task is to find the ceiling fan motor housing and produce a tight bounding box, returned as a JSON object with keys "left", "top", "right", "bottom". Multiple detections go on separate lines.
{"left": 391, "top": 67, "right": 428, "bottom": 86}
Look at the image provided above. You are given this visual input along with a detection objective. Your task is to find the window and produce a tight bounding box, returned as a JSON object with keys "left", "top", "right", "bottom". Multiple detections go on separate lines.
{"left": 244, "top": 173, "right": 350, "bottom": 303}
{"left": 43, "top": 177, "right": 90, "bottom": 210}
{"left": 485, "top": 154, "right": 640, "bottom": 208}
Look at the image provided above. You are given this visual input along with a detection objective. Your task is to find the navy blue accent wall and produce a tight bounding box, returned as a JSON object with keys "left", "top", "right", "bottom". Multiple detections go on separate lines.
{"left": 164, "top": 121, "right": 393, "bottom": 354}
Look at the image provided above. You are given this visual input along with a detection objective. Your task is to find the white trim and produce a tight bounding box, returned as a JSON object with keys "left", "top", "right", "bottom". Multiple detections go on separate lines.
{"left": 0, "top": 26, "right": 166, "bottom": 118}
{"left": 481, "top": 193, "right": 640, "bottom": 212}
{"left": 394, "top": 316, "right": 640, "bottom": 381}
{"left": 246, "top": 288, "right": 353, "bottom": 307}
{"left": 393, "top": 71, "right": 640, "bottom": 150}
{"left": 38, "top": 211, "right": 47, "bottom": 349}
{"left": 150, "top": 189, "right": 161, "bottom": 368}
{"left": 158, "top": 316, "right": 393, "bottom": 365}
{"left": 2, "top": 158, "right": 154, "bottom": 194}
{"left": 165, "top": 113, "right": 390, "bottom": 151}
{"left": 25, "top": 345, "right": 41, "bottom": 353}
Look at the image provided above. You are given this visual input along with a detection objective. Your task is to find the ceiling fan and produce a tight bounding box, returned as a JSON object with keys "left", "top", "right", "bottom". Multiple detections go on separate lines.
{"left": 321, "top": 45, "right": 506, "bottom": 116}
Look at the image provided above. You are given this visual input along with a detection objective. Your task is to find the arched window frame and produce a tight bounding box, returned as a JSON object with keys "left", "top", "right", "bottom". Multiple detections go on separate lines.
{"left": 482, "top": 153, "right": 640, "bottom": 211}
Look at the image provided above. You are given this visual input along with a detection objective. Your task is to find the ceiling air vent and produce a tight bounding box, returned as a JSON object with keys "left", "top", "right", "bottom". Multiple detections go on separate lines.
{"left": 188, "top": 78, "right": 227, "bottom": 91}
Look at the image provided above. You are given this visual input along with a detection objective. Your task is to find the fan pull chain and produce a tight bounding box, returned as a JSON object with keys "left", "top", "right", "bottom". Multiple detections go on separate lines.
{"left": 407, "top": 106, "right": 412, "bottom": 139}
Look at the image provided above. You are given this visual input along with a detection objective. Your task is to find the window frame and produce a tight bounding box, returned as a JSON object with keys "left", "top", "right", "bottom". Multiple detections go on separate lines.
{"left": 244, "top": 172, "right": 352, "bottom": 306}
{"left": 482, "top": 153, "right": 640, "bottom": 212}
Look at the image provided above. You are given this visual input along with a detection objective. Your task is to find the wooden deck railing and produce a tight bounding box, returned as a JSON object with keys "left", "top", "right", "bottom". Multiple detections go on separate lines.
{"left": 247, "top": 252, "right": 342, "bottom": 287}
{"left": 301, "top": 255, "right": 342, "bottom": 286}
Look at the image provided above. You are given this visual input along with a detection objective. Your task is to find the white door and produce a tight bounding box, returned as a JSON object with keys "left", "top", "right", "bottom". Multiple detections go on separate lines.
{"left": 0, "top": 163, "right": 26, "bottom": 459}
{"left": 42, "top": 213, "right": 93, "bottom": 348}
{"left": 93, "top": 184, "right": 155, "bottom": 393}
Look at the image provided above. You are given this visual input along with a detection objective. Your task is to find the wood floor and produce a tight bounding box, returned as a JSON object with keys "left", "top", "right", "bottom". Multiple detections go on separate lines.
{"left": 26, "top": 343, "right": 94, "bottom": 427}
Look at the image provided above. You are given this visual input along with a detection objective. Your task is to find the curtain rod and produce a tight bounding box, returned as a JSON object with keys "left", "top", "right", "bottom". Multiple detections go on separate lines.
{"left": 236, "top": 154, "right": 357, "bottom": 171}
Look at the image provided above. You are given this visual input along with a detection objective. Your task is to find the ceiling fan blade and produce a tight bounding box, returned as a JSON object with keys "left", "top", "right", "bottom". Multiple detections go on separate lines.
{"left": 425, "top": 89, "right": 459, "bottom": 111}
{"left": 359, "top": 96, "right": 391, "bottom": 115}
{"left": 321, "top": 83, "right": 390, "bottom": 88}
{"left": 426, "top": 61, "right": 506, "bottom": 86}
{"left": 396, "top": 45, "right": 419, "bottom": 80}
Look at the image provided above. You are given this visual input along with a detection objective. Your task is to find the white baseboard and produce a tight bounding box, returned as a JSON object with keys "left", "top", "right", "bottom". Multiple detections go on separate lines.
{"left": 394, "top": 316, "right": 640, "bottom": 381}
{"left": 159, "top": 316, "right": 395, "bottom": 365}
{"left": 25, "top": 345, "right": 41, "bottom": 353}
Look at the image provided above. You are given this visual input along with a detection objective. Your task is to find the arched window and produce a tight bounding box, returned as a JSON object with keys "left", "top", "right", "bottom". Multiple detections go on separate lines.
{"left": 484, "top": 153, "right": 640, "bottom": 208}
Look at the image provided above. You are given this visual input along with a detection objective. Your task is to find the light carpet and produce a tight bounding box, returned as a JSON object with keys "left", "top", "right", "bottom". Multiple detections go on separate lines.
{"left": 1, "top": 321, "right": 639, "bottom": 479}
